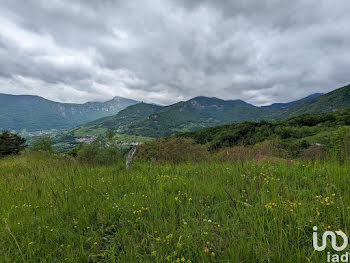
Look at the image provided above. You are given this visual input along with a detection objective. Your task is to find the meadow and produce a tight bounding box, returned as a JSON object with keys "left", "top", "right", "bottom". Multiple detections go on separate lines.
{"left": 1, "top": 153, "right": 349, "bottom": 262}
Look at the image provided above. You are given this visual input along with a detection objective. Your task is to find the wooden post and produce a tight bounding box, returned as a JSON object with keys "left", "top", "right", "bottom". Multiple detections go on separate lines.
{"left": 126, "top": 146, "right": 138, "bottom": 169}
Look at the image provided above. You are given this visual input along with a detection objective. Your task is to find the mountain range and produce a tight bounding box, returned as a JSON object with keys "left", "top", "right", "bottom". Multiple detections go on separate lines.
{"left": 58, "top": 84, "right": 350, "bottom": 145}
{"left": 2, "top": 83, "right": 350, "bottom": 151}
{"left": 0, "top": 94, "right": 138, "bottom": 132}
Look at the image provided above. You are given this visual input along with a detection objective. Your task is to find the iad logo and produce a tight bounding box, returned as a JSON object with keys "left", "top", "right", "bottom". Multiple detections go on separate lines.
{"left": 313, "top": 226, "right": 348, "bottom": 251}
{"left": 313, "top": 226, "right": 349, "bottom": 262}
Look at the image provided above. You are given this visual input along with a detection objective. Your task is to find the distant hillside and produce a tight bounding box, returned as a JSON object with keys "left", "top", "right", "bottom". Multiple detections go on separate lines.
{"left": 0, "top": 94, "right": 138, "bottom": 132}
{"left": 52, "top": 102, "right": 162, "bottom": 151}
{"left": 123, "top": 97, "right": 270, "bottom": 137}
{"left": 263, "top": 93, "right": 323, "bottom": 110}
{"left": 64, "top": 102, "right": 163, "bottom": 137}
{"left": 276, "top": 84, "right": 350, "bottom": 118}
{"left": 51, "top": 83, "right": 350, "bottom": 150}
{"left": 121, "top": 85, "right": 350, "bottom": 137}
{"left": 177, "top": 108, "right": 350, "bottom": 152}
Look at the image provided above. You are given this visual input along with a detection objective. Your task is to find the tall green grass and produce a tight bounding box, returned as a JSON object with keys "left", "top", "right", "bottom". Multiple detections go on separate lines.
{"left": 1, "top": 153, "right": 349, "bottom": 262}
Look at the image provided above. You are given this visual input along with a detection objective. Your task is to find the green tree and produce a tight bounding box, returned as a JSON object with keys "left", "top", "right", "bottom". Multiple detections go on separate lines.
{"left": 106, "top": 129, "right": 116, "bottom": 142}
{"left": 328, "top": 127, "right": 350, "bottom": 162}
{"left": 31, "top": 137, "right": 54, "bottom": 152}
{"left": 0, "top": 131, "right": 27, "bottom": 157}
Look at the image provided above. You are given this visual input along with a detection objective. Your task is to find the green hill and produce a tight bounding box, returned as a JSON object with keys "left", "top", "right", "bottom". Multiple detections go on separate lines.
{"left": 52, "top": 84, "right": 350, "bottom": 149}
{"left": 275, "top": 84, "right": 350, "bottom": 119}
{"left": 123, "top": 97, "right": 270, "bottom": 137}
{"left": 84, "top": 102, "right": 164, "bottom": 131}
{"left": 177, "top": 108, "right": 350, "bottom": 153}
{"left": 52, "top": 103, "right": 162, "bottom": 151}
{"left": 0, "top": 94, "right": 138, "bottom": 132}
{"left": 122, "top": 85, "right": 350, "bottom": 137}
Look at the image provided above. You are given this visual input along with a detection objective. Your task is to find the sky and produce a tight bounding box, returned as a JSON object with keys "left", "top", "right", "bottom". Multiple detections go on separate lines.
{"left": 0, "top": 0, "right": 350, "bottom": 106}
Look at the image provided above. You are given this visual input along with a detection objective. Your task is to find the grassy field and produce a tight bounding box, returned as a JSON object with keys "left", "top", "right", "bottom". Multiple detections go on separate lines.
{"left": 1, "top": 153, "right": 349, "bottom": 262}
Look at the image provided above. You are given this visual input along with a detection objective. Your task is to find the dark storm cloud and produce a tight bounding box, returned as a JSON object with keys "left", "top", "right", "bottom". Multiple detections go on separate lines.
{"left": 0, "top": 0, "right": 349, "bottom": 105}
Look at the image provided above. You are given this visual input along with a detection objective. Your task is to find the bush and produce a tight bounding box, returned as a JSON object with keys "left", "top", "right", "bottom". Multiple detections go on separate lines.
{"left": 0, "top": 131, "right": 27, "bottom": 157}
{"left": 136, "top": 137, "right": 209, "bottom": 164}
{"left": 30, "top": 137, "right": 55, "bottom": 152}
{"left": 76, "top": 144, "right": 123, "bottom": 165}
{"left": 66, "top": 144, "right": 83, "bottom": 158}
{"left": 299, "top": 144, "right": 327, "bottom": 161}
{"left": 327, "top": 127, "right": 350, "bottom": 162}
{"left": 215, "top": 146, "right": 255, "bottom": 162}
{"left": 253, "top": 139, "right": 289, "bottom": 159}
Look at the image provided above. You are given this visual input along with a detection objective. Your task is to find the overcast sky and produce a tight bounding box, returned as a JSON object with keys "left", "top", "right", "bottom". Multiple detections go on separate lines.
{"left": 0, "top": 0, "right": 350, "bottom": 105}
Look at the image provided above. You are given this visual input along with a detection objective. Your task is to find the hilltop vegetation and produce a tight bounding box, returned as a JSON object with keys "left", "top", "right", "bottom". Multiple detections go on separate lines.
{"left": 177, "top": 108, "right": 350, "bottom": 157}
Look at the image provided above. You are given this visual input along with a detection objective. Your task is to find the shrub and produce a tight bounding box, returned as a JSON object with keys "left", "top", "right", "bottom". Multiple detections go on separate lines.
{"left": 327, "top": 127, "right": 350, "bottom": 162}
{"left": 299, "top": 144, "right": 327, "bottom": 161}
{"left": 136, "top": 137, "right": 209, "bottom": 164}
{"left": 66, "top": 144, "right": 83, "bottom": 158}
{"left": 253, "top": 139, "right": 289, "bottom": 159}
{"left": 30, "top": 137, "right": 55, "bottom": 152}
{"left": 215, "top": 146, "right": 255, "bottom": 162}
{"left": 0, "top": 131, "right": 27, "bottom": 157}
{"left": 76, "top": 144, "right": 123, "bottom": 165}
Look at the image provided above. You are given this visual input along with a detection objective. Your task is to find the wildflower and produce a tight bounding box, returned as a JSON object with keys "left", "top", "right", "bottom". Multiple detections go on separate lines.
{"left": 166, "top": 234, "right": 173, "bottom": 239}
{"left": 208, "top": 219, "right": 212, "bottom": 223}
{"left": 204, "top": 247, "right": 209, "bottom": 253}
{"left": 155, "top": 237, "right": 161, "bottom": 242}
{"left": 211, "top": 252, "right": 215, "bottom": 257}
{"left": 181, "top": 257, "right": 185, "bottom": 262}
{"left": 332, "top": 193, "right": 336, "bottom": 197}
{"left": 176, "top": 258, "right": 180, "bottom": 263}
{"left": 188, "top": 198, "right": 192, "bottom": 201}
{"left": 60, "top": 244, "right": 64, "bottom": 248}
{"left": 175, "top": 197, "right": 179, "bottom": 201}
{"left": 166, "top": 256, "right": 171, "bottom": 261}
{"left": 93, "top": 242, "right": 98, "bottom": 246}
{"left": 217, "top": 224, "right": 221, "bottom": 228}
{"left": 328, "top": 226, "right": 331, "bottom": 229}
{"left": 50, "top": 229, "right": 54, "bottom": 232}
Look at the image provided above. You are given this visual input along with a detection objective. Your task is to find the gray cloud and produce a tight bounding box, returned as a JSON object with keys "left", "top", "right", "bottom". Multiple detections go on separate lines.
{"left": 0, "top": 0, "right": 349, "bottom": 105}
